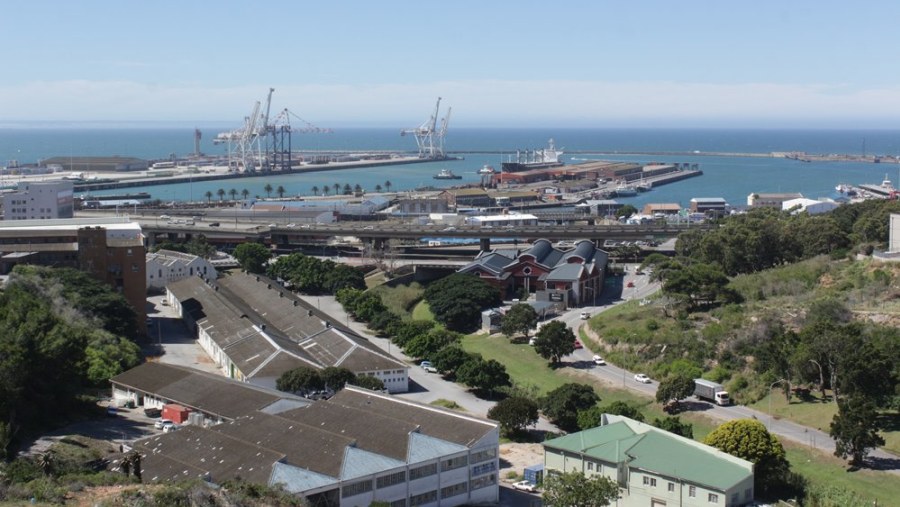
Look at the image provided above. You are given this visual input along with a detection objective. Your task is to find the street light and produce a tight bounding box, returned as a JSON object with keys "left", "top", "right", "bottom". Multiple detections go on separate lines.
{"left": 768, "top": 379, "right": 788, "bottom": 428}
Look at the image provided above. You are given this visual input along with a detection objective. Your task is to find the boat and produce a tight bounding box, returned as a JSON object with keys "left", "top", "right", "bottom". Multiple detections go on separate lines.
{"left": 613, "top": 182, "right": 638, "bottom": 197}
{"left": 478, "top": 164, "right": 496, "bottom": 175}
{"left": 500, "top": 138, "right": 564, "bottom": 172}
{"left": 433, "top": 168, "right": 462, "bottom": 180}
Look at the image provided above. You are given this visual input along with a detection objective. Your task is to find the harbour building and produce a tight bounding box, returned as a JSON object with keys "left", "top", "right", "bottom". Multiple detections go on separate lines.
{"left": 2, "top": 180, "right": 74, "bottom": 220}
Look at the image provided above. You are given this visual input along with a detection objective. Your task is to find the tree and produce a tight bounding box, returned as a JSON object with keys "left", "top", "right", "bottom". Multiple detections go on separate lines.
{"left": 264, "top": 183, "right": 273, "bottom": 197}
{"left": 662, "top": 263, "right": 738, "bottom": 311}
{"left": 204, "top": 190, "right": 213, "bottom": 205}
{"left": 456, "top": 358, "right": 511, "bottom": 398}
{"left": 487, "top": 397, "right": 538, "bottom": 436}
{"left": 311, "top": 185, "right": 319, "bottom": 196}
{"left": 542, "top": 470, "right": 619, "bottom": 507}
{"left": 533, "top": 321, "right": 576, "bottom": 365}
{"left": 241, "top": 188, "right": 250, "bottom": 200}
{"left": 655, "top": 374, "right": 696, "bottom": 406}
{"left": 276, "top": 367, "right": 324, "bottom": 393}
{"left": 577, "top": 401, "right": 645, "bottom": 430}
{"left": 541, "top": 383, "right": 599, "bottom": 432}
{"left": 830, "top": 395, "right": 885, "bottom": 466}
{"left": 403, "top": 328, "right": 461, "bottom": 360}
{"left": 354, "top": 183, "right": 363, "bottom": 194}
{"left": 614, "top": 204, "right": 638, "bottom": 220}
{"left": 384, "top": 180, "right": 392, "bottom": 192}
{"left": 390, "top": 320, "right": 436, "bottom": 349}
{"left": 322, "top": 184, "right": 331, "bottom": 196}
{"left": 320, "top": 367, "right": 356, "bottom": 392}
{"left": 324, "top": 264, "right": 366, "bottom": 293}
{"left": 277, "top": 185, "right": 286, "bottom": 198}
{"left": 432, "top": 346, "right": 474, "bottom": 375}
{"left": 216, "top": 188, "right": 225, "bottom": 202}
{"left": 342, "top": 183, "right": 352, "bottom": 195}
{"left": 185, "top": 234, "right": 216, "bottom": 259}
{"left": 228, "top": 188, "right": 238, "bottom": 201}
{"left": 233, "top": 243, "right": 272, "bottom": 273}
{"left": 501, "top": 303, "right": 538, "bottom": 341}
{"left": 652, "top": 416, "right": 694, "bottom": 438}
{"left": 704, "top": 419, "right": 789, "bottom": 495}
{"left": 424, "top": 274, "right": 501, "bottom": 332}
{"left": 375, "top": 184, "right": 382, "bottom": 193}
{"left": 350, "top": 375, "right": 384, "bottom": 391}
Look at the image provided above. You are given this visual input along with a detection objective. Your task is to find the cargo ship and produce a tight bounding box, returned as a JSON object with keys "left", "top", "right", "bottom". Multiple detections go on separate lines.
{"left": 500, "top": 138, "right": 564, "bottom": 172}
{"left": 433, "top": 168, "right": 462, "bottom": 180}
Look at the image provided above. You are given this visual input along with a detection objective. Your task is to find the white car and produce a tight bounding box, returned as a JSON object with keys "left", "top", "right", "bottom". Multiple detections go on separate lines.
{"left": 593, "top": 355, "right": 606, "bottom": 365}
{"left": 634, "top": 373, "right": 651, "bottom": 384}
{"left": 161, "top": 421, "right": 178, "bottom": 433}
{"left": 512, "top": 480, "right": 536, "bottom": 492}
{"left": 154, "top": 418, "right": 174, "bottom": 430}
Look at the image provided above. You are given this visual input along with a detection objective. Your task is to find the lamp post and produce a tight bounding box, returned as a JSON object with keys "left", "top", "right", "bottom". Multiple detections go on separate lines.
{"left": 768, "top": 379, "right": 787, "bottom": 428}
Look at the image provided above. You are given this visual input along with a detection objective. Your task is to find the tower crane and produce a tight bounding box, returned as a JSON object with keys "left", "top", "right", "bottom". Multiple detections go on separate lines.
{"left": 401, "top": 97, "right": 450, "bottom": 159}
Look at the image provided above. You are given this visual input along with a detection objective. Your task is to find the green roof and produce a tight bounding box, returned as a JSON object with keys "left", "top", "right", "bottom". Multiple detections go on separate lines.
{"left": 543, "top": 420, "right": 752, "bottom": 492}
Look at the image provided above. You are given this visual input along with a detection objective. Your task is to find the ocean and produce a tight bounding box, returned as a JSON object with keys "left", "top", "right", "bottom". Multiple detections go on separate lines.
{"left": 2, "top": 126, "right": 899, "bottom": 206}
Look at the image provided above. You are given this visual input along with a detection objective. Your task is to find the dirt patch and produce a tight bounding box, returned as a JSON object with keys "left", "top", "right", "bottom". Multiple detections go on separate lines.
{"left": 499, "top": 443, "right": 544, "bottom": 483}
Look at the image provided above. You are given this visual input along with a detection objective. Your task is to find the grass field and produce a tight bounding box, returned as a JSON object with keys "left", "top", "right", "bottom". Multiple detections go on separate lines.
{"left": 368, "top": 282, "right": 425, "bottom": 318}
{"left": 461, "top": 331, "right": 900, "bottom": 504}
{"left": 411, "top": 300, "right": 434, "bottom": 321}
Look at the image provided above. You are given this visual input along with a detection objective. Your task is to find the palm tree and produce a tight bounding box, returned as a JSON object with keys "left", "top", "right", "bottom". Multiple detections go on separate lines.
{"left": 323, "top": 184, "right": 331, "bottom": 196}
{"left": 241, "top": 189, "right": 250, "bottom": 200}
{"left": 311, "top": 185, "right": 320, "bottom": 196}
{"left": 204, "top": 190, "right": 213, "bottom": 205}
{"left": 277, "top": 185, "right": 286, "bottom": 198}
{"left": 375, "top": 184, "right": 382, "bottom": 193}
{"left": 264, "top": 183, "right": 273, "bottom": 198}
{"left": 38, "top": 450, "right": 54, "bottom": 476}
{"left": 384, "top": 180, "right": 392, "bottom": 192}
{"left": 354, "top": 184, "right": 363, "bottom": 194}
{"left": 334, "top": 182, "right": 341, "bottom": 195}
{"left": 217, "top": 188, "right": 225, "bottom": 202}
{"left": 342, "top": 183, "right": 352, "bottom": 195}
{"left": 228, "top": 188, "right": 238, "bottom": 201}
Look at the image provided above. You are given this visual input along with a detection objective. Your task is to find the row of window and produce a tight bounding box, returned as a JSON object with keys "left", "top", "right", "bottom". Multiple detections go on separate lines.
{"left": 643, "top": 477, "right": 751, "bottom": 504}
{"left": 342, "top": 473, "right": 496, "bottom": 501}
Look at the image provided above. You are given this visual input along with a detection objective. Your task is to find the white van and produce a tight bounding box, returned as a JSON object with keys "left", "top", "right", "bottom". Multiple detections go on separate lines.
{"left": 580, "top": 311, "right": 591, "bottom": 320}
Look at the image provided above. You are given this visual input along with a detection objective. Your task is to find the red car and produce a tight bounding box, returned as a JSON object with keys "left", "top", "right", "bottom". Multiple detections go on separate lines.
{"left": 626, "top": 281, "right": 635, "bottom": 288}
{"left": 573, "top": 340, "right": 583, "bottom": 349}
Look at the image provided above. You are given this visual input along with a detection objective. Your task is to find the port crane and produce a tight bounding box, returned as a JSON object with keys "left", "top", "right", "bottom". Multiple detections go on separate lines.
{"left": 214, "top": 88, "right": 274, "bottom": 172}
{"left": 401, "top": 97, "right": 451, "bottom": 159}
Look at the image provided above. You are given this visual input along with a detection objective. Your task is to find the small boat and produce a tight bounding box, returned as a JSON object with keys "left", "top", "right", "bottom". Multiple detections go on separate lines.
{"left": 433, "top": 168, "right": 462, "bottom": 180}
{"left": 478, "top": 164, "right": 495, "bottom": 175}
{"left": 614, "top": 181, "right": 638, "bottom": 197}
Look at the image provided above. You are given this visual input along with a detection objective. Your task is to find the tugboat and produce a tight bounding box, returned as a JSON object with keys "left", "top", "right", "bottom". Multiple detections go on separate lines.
{"left": 433, "top": 168, "right": 462, "bottom": 180}
{"left": 478, "top": 164, "right": 496, "bottom": 175}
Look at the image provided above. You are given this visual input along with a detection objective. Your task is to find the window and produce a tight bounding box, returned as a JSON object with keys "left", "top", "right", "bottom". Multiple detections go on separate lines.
{"left": 389, "top": 500, "right": 406, "bottom": 507}
{"left": 643, "top": 476, "right": 656, "bottom": 487}
{"left": 708, "top": 493, "right": 718, "bottom": 503}
{"left": 668, "top": 482, "right": 675, "bottom": 492}
{"left": 409, "top": 463, "right": 437, "bottom": 480}
{"left": 689, "top": 486, "right": 696, "bottom": 497}
{"left": 587, "top": 462, "right": 593, "bottom": 471}
{"left": 732, "top": 493, "right": 739, "bottom": 504}
{"left": 409, "top": 490, "right": 437, "bottom": 506}
{"left": 744, "top": 488, "right": 753, "bottom": 500}
{"left": 376, "top": 470, "right": 406, "bottom": 489}
{"left": 471, "top": 461, "right": 495, "bottom": 476}
{"left": 470, "top": 474, "right": 496, "bottom": 491}
{"left": 341, "top": 479, "right": 372, "bottom": 498}
{"left": 440, "top": 481, "right": 467, "bottom": 499}
{"left": 441, "top": 455, "right": 467, "bottom": 471}
{"left": 470, "top": 447, "right": 497, "bottom": 464}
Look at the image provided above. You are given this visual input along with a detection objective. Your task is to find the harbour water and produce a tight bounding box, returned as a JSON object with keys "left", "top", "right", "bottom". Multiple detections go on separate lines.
{"left": 2, "top": 126, "right": 899, "bottom": 206}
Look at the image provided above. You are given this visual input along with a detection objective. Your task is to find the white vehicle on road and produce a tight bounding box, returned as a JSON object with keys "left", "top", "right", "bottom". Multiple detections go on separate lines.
{"left": 512, "top": 480, "right": 536, "bottom": 492}
{"left": 420, "top": 361, "right": 438, "bottom": 373}
{"left": 593, "top": 355, "right": 606, "bottom": 365}
{"left": 154, "top": 418, "right": 173, "bottom": 430}
{"left": 634, "top": 373, "right": 652, "bottom": 384}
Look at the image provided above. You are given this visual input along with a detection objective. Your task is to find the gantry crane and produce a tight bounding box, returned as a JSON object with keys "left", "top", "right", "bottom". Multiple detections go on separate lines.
{"left": 401, "top": 97, "right": 450, "bottom": 159}
{"left": 214, "top": 88, "right": 274, "bottom": 172}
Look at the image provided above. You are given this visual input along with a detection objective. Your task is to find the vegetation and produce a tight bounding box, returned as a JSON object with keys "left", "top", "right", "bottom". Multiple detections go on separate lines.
{"left": 540, "top": 383, "right": 599, "bottom": 432}
{"left": 500, "top": 303, "right": 538, "bottom": 341}
{"left": 487, "top": 397, "right": 539, "bottom": 436}
{"left": 275, "top": 366, "right": 366, "bottom": 395}
{"left": 152, "top": 234, "right": 216, "bottom": 259}
{"left": 542, "top": 469, "right": 619, "bottom": 507}
{"left": 233, "top": 242, "right": 272, "bottom": 273}
{"left": 704, "top": 419, "right": 791, "bottom": 497}
{"left": 270, "top": 253, "right": 365, "bottom": 294}
{"left": 532, "top": 320, "right": 576, "bottom": 365}
{"left": 0, "top": 267, "right": 142, "bottom": 459}
{"left": 423, "top": 273, "right": 501, "bottom": 332}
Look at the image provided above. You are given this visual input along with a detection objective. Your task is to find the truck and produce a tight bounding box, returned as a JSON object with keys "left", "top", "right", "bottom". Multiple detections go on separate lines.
{"left": 694, "top": 379, "right": 730, "bottom": 406}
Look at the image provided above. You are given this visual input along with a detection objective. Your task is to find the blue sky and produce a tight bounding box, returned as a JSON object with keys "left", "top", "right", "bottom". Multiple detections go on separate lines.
{"left": 3, "top": 1, "right": 900, "bottom": 127}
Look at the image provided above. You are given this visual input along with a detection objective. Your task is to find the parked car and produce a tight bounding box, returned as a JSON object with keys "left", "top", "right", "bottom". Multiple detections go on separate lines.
{"left": 208, "top": 222, "right": 220, "bottom": 227}
{"left": 573, "top": 340, "right": 583, "bottom": 349}
{"left": 634, "top": 373, "right": 651, "bottom": 384}
{"left": 512, "top": 480, "right": 537, "bottom": 492}
{"left": 162, "top": 421, "right": 178, "bottom": 433}
{"left": 159, "top": 215, "right": 171, "bottom": 220}
{"left": 420, "top": 361, "right": 438, "bottom": 373}
{"left": 593, "top": 355, "right": 606, "bottom": 365}
{"left": 626, "top": 281, "right": 635, "bottom": 288}
{"left": 580, "top": 311, "right": 591, "bottom": 320}
{"left": 143, "top": 407, "right": 162, "bottom": 418}
{"left": 154, "top": 418, "right": 174, "bottom": 430}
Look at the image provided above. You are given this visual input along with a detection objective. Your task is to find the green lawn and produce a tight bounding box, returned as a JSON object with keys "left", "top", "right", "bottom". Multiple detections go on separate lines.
{"left": 411, "top": 300, "right": 435, "bottom": 321}
{"left": 784, "top": 443, "right": 900, "bottom": 506}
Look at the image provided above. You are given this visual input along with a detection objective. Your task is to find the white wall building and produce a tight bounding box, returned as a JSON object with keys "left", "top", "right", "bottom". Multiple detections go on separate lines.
{"left": 146, "top": 249, "right": 217, "bottom": 289}
{"left": 781, "top": 198, "right": 839, "bottom": 215}
{"left": 2, "top": 180, "right": 74, "bottom": 220}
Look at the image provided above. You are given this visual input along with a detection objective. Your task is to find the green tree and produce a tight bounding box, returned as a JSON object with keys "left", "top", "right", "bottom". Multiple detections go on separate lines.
{"left": 320, "top": 367, "right": 356, "bottom": 392}
{"left": 185, "top": 234, "right": 216, "bottom": 259}
{"left": 614, "top": 204, "right": 638, "bottom": 219}
{"left": 228, "top": 188, "right": 238, "bottom": 201}
{"left": 424, "top": 274, "right": 501, "bottom": 332}
{"left": 233, "top": 243, "right": 272, "bottom": 273}
{"left": 276, "top": 367, "right": 324, "bottom": 393}
{"left": 342, "top": 183, "right": 352, "bottom": 195}
{"left": 311, "top": 185, "right": 320, "bottom": 196}
{"left": 216, "top": 188, "right": 225, "bottom": 202}
{"left": 432, "top": 346, "right": 474, "bottom": 375}
{"left": 533, "top": 321, "right": 576, "bottom": 365}
{"left": 354, "top": 183, "right": 363, "bottom": 194}
{"left": 277, "top": 185, "right": 286, "bottom": 198}
{"left": 404, "top": 328, "right": 461, "bottom": 360}
{"left": 501, "top": 303, "right": 538, "bottom": 340}
{"left": 350, "top": 375, "right": 385, "bottom": 391}
{"left": 542, "top": 470, "right": 619, "bottom": 507}
{"left": 241, "top": 188, "right": 250, "bottom": 200}
{"left": 324, "top": 264, "right": 366, "bottom": 293}
{"left": 487, "top": 397, "right": 539, "bottom": 436}
{"left": 578, "top": 402, "right": 645, "bottom": 430}
{"left": 264, "top": 183, "right": 273, "bottom": 197}
{"left": 704, "top": 419, "right": 789, "bottom": 496}
{"left": 322, "top": 184, "right": 331, "bottom": 196}
{"left": 662, "top": 263, "right": 738, "bottom": 311}
{"left": 204, "top": 190, "right": 213, "bottom": 205}
{"left": 830, "top": 395, "right": 885, "bottom": 466}
{"left": 655, "top": 374, "right": 696, "bottom": 405}
{"left": 384, "top": 180, "right": 392, "bottom": 192}
{"left": 652, "top": 416, "right": 694, "bottom": 438}
{"left": 84, "top": 334, "right": 142, "bottom": 385}
{"left": 541, "top": 383, "right": 599, "bottom": 432}
{"left": 456, "top": 358, "right": 511, "bottom": 398}
{"left": 390, "top": 320, "right": 435, "bottom": 348}
{"left": 375, "top": 184, "right": 383, "bottom": 193}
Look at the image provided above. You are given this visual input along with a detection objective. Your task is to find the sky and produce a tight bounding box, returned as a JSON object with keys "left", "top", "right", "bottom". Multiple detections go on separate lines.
{"left": 3, "top": 1, "right": 900, "bottom": 128}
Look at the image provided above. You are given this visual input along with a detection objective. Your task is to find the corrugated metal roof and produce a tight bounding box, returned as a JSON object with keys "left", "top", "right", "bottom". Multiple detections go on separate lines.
{"left": 341, "top": 446, "right": 406, "bottom": 480}
{"left": 408, "top": 432, "right": 468, "bottom": 464}
{"left": 270, "top": 462, "right": 338, "bottom": 493}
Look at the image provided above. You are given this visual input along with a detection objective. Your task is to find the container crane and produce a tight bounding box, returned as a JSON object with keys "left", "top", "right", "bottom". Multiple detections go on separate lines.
{"left": 401, "top": 97, "right": 450, "bottom": 159}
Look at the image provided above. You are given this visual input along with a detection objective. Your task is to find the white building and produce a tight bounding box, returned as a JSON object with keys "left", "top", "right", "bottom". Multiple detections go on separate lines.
{"left": 890, "top": 213, "right": 900, "bottom": 253}
{"left": 2, "top": 180, "right": 74, "bottom": 220}
{"left": 781, "top": 198, "right": 839, "bottom": 215}
{"left": 464, "top": 212, "right": 538, "bottom": 227}
{"left": 146, "top": 249, "right": 217, "bottom": 289}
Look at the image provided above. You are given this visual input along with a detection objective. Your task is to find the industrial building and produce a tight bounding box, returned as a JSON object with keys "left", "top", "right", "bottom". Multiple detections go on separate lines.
{"left": 543, "top": 414, "right": 755, "bottom": 507}
{"left": 2, "top": 180, "right": 74, "bottom": 220}
{"left": 165, "top": 271, "right": 409, "bottom": 392}
{"left": 747, "top": 192, "right": 803, "bottom": 208}
{"left": 110, "top": 362, "right": 500, "bottom": 507}
{"left": 689, "top": 197, "right": 728, "bottom": 215}
{"left": 781, "top": 198, "right": 839, "bottom": 215}
{"left": 146, "top": 249, "right": 217, "bottom": 290}
{"left": 40, "top": 156, "right": 149, "bottom": 172}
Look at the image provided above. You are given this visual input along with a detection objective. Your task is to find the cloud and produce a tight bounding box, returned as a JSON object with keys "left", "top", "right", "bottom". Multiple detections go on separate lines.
{"left": 1, "top": 79, "right": 899, "bottom": 128}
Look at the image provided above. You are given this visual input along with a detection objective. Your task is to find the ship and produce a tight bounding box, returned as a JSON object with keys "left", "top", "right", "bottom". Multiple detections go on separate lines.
{"left": 500, "top": 138, "right": 564, "bottom": 172}
{"left": 478, "top": 164, "right": 496, "bottom": 175}
{"left": 433, "top": 168, "right": 462, "bottom": 180}
{"left": 613, "top": 181, "right": 638, "bottom": 197}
